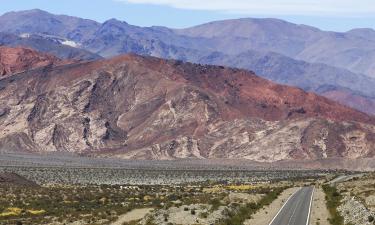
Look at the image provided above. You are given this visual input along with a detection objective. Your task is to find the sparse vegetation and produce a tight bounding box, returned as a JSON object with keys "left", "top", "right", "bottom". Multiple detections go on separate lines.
{"left": 218, "top": 187, "right": 285, "bottom": 225}
{"left": 322, "top": 184, "right": 344, "bottom": 225}
{"left": 0, "top": 162, "right": 332, "bottom": 225}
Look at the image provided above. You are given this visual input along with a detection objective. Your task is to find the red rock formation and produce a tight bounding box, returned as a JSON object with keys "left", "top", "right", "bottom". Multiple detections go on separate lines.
{"left": 0, "top": 46, "right": 66, "bottom": 77}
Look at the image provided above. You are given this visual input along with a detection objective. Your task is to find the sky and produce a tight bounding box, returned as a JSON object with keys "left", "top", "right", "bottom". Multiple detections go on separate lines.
{"left": 0, "top": 0, "right": 374, "bottom": 31}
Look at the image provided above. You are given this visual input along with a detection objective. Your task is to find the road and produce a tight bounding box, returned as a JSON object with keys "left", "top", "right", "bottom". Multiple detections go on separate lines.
{"left": 328, "top": 174, "right": 364, "bottom": 185}
{"left": 269, "top": 187, "right": 314, "bottom": 225}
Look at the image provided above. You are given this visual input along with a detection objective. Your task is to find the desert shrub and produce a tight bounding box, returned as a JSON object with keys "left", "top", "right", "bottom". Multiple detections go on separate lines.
{"left": 219, "top": 187, "right": 284, "bottom": 225}
{"left": 209, "top": 198, "right": 221, "bottom": 211}
{"left": 322, "top": 185, "right": 344, "bottom": 225}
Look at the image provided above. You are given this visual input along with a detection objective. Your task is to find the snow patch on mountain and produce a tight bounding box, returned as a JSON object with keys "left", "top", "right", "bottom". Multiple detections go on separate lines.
{"left": 61, "top": 40, "right": 80, "bottom": 48}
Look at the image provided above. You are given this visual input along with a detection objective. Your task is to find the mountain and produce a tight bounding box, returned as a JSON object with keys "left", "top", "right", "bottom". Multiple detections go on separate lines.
{"left": 82, "top": 18, "right": 208, "bottom": 59}
{"left": 1, "top": 9, "right": 375, "bottom": 115}
{"left": 175, "top": 18, "right": 375, "bottom": 78}
{"left": 2, "top": 10, "right": 375, "bottom": 78}
{"left": 319, "top": 86, "right": 375, "bottom": 115}
{"left": 197, "top": 50, "right": 375, "bottom": 115}
{"left": 0, "top": 50, "right": 374, "bottom": 161}
{"left": 0, "top": 46, "right": 66, "bottom": 77}
{"left": 0, "top": 32, "right": 102, "bottom": 61}
{"left": 0, "top": 9, "right": 99, "bottom": 43}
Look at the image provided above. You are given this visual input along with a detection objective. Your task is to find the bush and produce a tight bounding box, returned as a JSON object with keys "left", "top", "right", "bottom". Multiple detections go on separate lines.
{"left": 219, "top": 187, "right": 284, "bottom": 225}
{"left": 368, "top": 215, "right": 374, "bottom": 223}
{"left": 322, "top": 185, "right": 344, "bottom": 225}
{"left": 209, "top": 198, "right": 221, "bottom": 211}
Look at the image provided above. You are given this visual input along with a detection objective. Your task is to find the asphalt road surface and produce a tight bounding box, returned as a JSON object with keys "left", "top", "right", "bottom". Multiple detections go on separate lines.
{"left": 269, "top": 187, "right": 314, "bottom": 225}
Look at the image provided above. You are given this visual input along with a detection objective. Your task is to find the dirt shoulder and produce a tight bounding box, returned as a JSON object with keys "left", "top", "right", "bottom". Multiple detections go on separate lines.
{"left": 111, "top": 208, "right": 153, "bottom": 225}
{"left": 310, "top": 187, "right": 330, "bottom": 225}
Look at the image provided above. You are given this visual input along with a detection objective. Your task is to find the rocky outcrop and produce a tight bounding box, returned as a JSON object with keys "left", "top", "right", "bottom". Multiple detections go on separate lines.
{"left": 0, "top": 172, "right": 38, "bottom": 187}
{"left": 338, "top": 195, "right": 375, "bottom": 225}
{"left": 0, "top": 46, "right": 67, "bottom": 77}
{"left": 0, "top": 53, "right": 374, "bottom": 161}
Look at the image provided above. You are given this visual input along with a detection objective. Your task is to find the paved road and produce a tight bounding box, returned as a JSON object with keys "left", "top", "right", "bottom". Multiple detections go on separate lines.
{"left": 269, "top": 187, "right": 314, "bottom": 225}
{"left": 328, "top": 174, "right": 364, "bottom": 185}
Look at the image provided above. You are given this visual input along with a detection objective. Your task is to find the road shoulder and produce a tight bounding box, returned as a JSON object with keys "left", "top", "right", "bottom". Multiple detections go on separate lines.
{"left": 310, "top": 187, "right": 330, "bottom": 225}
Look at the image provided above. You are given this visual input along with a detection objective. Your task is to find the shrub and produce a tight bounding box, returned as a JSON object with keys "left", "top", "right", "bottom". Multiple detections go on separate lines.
{"left": 322, "top": 185, "right": 344, "bottom": 225}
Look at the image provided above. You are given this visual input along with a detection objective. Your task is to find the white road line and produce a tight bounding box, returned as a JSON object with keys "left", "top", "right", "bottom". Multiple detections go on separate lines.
{"left": 268, "top": 187, "right": 302, "bottom": 225}
{"left": 286, "top": 190, "right": 303, "bottom": 225}
{"left": 306, "top": 187, "right": 315, "bottom": 225}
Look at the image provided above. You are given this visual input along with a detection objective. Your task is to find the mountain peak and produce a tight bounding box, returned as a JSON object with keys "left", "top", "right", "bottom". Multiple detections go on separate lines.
{"left": 1, "top": 8, "right": 50, "bottom": 17}
{"left": 347, "top": 28, "right": 375, "bottom": 39}
{"left": 102, "top": 18, "right": 129, "bottom": 26}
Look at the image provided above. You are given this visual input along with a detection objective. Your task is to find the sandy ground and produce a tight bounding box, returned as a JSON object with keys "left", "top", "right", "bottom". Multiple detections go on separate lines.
{"left": 310, "top": 187, "right": 330, "bottom": 225}
{"left": 111, "top": 208, "right": 153, "bottom": 225}
{"left": 243, "top": 187, "right": 300, "bottom": 225}
{"left": 148, "top": 204, "right": 227, "bottom": 225}
{"left": 228, "top": 192, "right": 264, "bottom": 204}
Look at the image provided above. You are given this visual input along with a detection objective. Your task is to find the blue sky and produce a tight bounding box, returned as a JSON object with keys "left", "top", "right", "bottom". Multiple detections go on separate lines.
{"left": 0, "top": 0, "right": 374, "bottom": 31}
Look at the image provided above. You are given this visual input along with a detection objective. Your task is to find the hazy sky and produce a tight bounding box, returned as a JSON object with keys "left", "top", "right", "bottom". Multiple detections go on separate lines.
{"left": 0, "top": 0, "right": 374, "bottom": 31}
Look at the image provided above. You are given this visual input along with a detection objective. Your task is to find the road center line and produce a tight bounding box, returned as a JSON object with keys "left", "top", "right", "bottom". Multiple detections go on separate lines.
{"left": 287, "top": 190, "right": 303, "bottom": 225}
{"left": 268, "top": 187, "right": 302, "bottom": 225}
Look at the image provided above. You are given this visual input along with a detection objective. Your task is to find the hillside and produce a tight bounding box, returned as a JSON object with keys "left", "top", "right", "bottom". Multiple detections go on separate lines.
{"left": 0, "top": 52, "right": 374, "bottom": 161}
{"left": 0, "top": 46, "right": 66, "bottom": 77}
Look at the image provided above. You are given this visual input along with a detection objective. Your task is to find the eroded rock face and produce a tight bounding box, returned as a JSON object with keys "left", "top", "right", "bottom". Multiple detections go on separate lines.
{"left": 0, "top": 53, "right": 374, "bottom": 162}
{"left": 0, "top": 46, "right": 66, "bottom": 77}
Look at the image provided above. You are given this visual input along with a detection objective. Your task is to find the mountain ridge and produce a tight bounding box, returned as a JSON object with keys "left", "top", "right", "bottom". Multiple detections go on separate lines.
{"left": 0, "top": 46, "right": 71, "bottom": 77}
{"left": 1, "top": 9, "right": 374, "bottom": 115}
{"left": 0, "top": 50, "right": 374, "bottom": 162}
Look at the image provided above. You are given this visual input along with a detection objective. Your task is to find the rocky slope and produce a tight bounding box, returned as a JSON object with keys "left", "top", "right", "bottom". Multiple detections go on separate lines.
{"left": 320, "top": 87, "right": 375, "bottom": 116}
{"left": 198, "top": 50, "right": 375, "bottom": 115}
{"left": 0, "top": 32, "right": 102, "bottom": 61}
{"left": 0, "top": 52, "right": 374, "bottom": 162}
{"left": 0, "top": 46, "right": 66, "bottom": 77}
{"left": 0, "top": 172, "right": 38, "bottom": 187}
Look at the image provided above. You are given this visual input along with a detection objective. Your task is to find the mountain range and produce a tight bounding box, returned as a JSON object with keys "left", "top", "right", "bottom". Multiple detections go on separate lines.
{"left": 0, "top": 47, "right": 374, "bottom": 162}
{"left": 0, "top": 9, "right": 375, "bottom": 115}
{"left": 0, "top": 10, "right": 375, "bottom": 163}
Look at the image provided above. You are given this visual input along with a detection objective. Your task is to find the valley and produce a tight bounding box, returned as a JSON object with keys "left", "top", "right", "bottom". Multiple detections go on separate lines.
{"left": 0, "top": 154, "right": 373, "bottom": 225}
